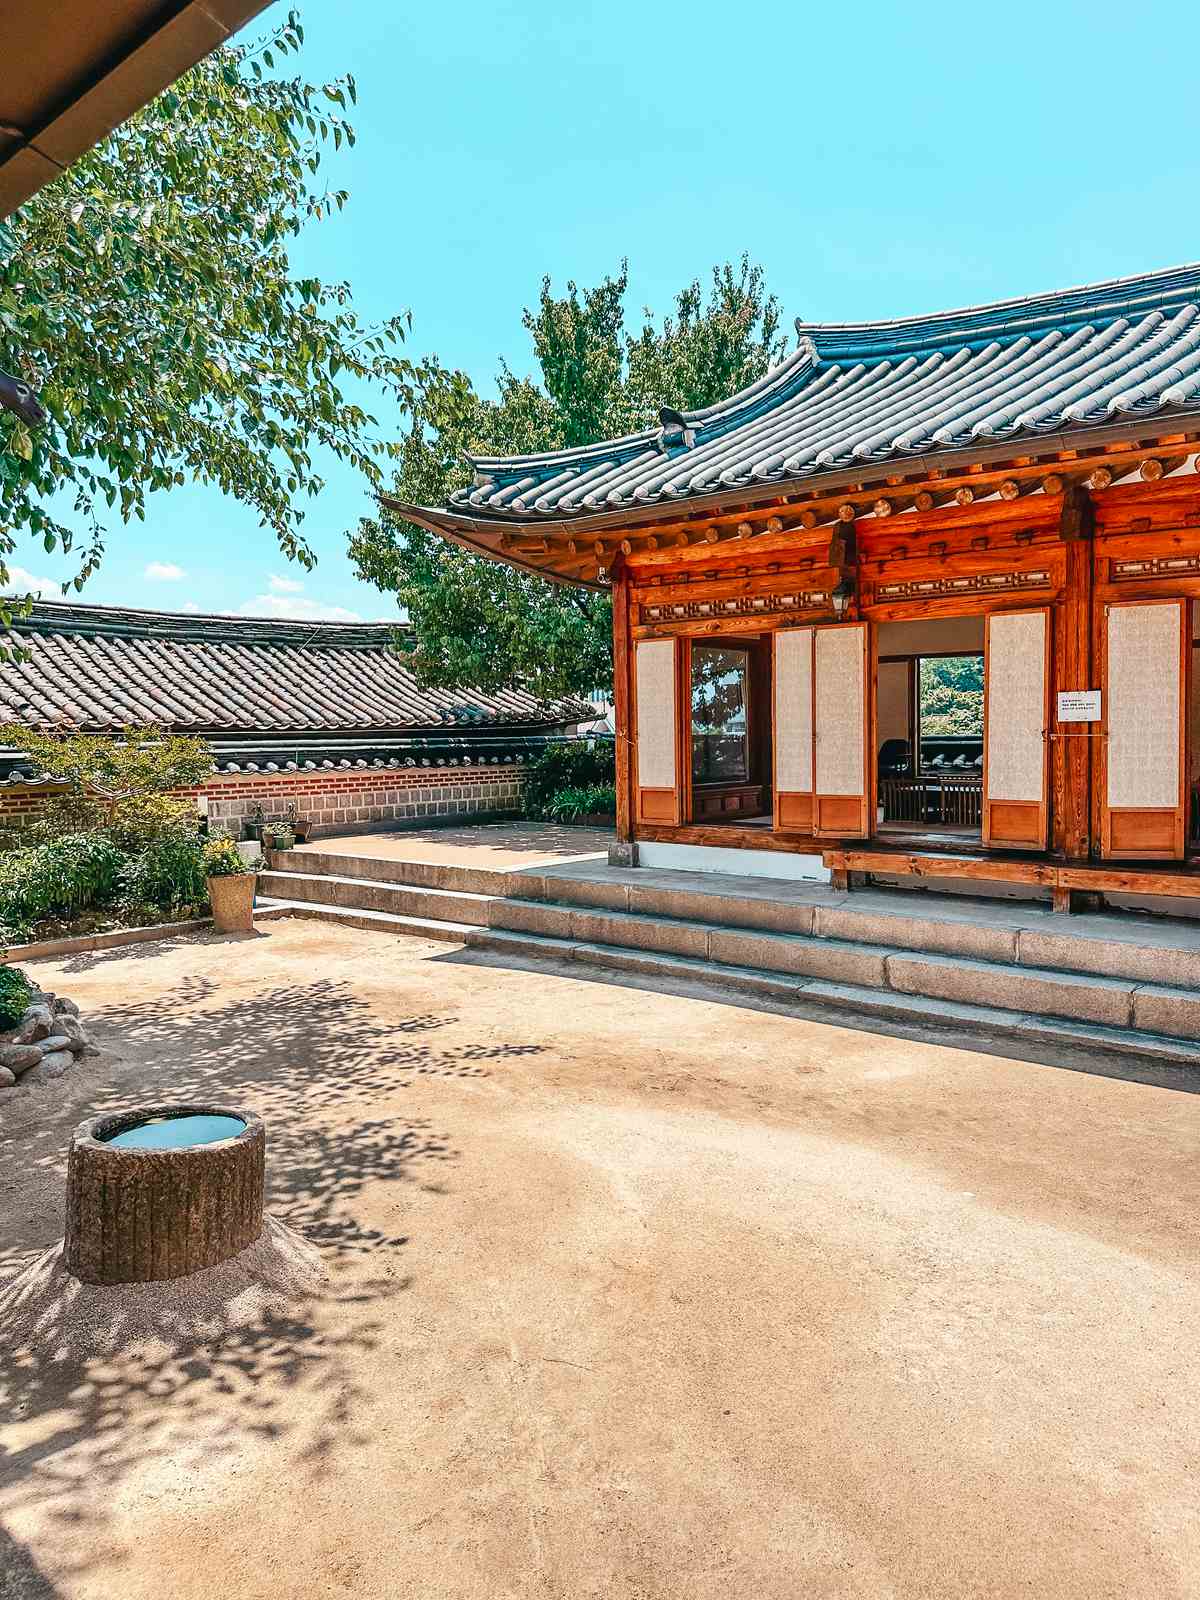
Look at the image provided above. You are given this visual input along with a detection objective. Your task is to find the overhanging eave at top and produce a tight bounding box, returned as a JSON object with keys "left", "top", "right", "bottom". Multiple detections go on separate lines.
{"left": 0, "top": 0, "right": 275, "bottom": 218}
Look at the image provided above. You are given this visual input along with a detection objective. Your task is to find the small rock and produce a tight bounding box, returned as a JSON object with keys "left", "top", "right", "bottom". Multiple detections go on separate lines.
{"left": 39, "top": 1034, "right": 72, "bottom": 1055}
{"left": 0, "top": 1043, "right": 43, "bottom": 1074}
{"left": 0, "top": 1067, "right": 14, "bottom": 1088}
{"left": 14, "top": 1005, "right": 53, "bottom": 1044}
{"left": 51, "top": 996, "right": 79, "bottom": 1018}
{"left": 58, "top": 1016, "right": 90, "bottom": 1050}
{"left": 25, "top": 1049, "right": 74, "bottom": 1082}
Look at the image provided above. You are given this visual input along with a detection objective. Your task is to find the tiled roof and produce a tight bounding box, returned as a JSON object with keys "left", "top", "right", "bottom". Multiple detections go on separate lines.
{"left": 0, "top": 601, "right": 588, "bottom": 738}
{"left": 425, "top": 264, "right": 1200, "bottom": 525}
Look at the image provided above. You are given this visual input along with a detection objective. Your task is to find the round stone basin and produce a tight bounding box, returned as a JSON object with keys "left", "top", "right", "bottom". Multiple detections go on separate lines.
{"left": 66, "top": 1103, "right": 265, "bottom": 1284}
{"left": 105, "top": 1113, "right": 246, "bottom": 1150}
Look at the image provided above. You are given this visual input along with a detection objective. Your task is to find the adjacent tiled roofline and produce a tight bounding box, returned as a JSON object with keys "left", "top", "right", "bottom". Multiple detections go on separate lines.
{"left": 2, "top": 599, "right": 413, "bottom": 652}
{"left": 0, "top": 600, "right": 592, "bottom": 734}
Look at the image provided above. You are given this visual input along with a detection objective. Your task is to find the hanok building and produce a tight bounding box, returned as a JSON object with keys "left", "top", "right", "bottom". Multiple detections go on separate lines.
{"left": 396, "top": 263, "right": 1200, "bottom": 915}
{"left": 0, "top": 602, "right": 591, "bottom": 835}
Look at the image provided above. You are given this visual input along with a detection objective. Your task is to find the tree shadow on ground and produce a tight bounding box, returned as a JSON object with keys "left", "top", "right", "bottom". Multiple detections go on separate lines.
{"left": 0, "top": 1523, "right": 63, "bottom": 1598}
{"left": 0, "top": 974, "right": 549, "bottom": 1589}
{"left": 433, "top": 944, "right": 1200, "bottom": 1098}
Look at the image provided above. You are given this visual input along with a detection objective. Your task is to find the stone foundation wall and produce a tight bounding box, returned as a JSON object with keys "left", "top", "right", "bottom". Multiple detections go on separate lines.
{"left": 0, "top": 763, "right": 526, "bottom": 836}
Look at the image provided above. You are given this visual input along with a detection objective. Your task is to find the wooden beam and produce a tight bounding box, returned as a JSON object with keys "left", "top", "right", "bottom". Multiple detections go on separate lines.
{"left": 1058, "top": 482, "right": 1094, "bottom": 543}
{"left": 611, "top": 564, "right": 633, "bottom": 844}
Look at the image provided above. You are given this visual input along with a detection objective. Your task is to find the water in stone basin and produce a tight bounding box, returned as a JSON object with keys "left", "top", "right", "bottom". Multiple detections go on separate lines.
{"left": 105, "top": 1114, "right": 246, "bottom": 1150}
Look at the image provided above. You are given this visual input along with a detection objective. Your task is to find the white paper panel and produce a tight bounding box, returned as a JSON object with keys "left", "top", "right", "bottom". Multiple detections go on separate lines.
{"left": 635, "top": 639, "right": 677, "bottom": 791}
{"left": 814, "top": 625, "right": 865, "bottom": 795}
{"left": 1107, "top": 603, "right": 1181, "bottom": 809}
{"left": 774, "top": 628, "right": 813, "bottom": 792}
{"left": 986, "top": 611, "right": 1046, "bottom": 802}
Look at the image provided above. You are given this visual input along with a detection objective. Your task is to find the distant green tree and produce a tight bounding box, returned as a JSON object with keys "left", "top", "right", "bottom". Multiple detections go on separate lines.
{"left": 350, "top": 259, "right": 788, "bottom": 698}
{"left": 0, "top": 9, "right": 409, "bottom": 617}
{"left": 919, "top": 656, "right": 984, "bottom": 736}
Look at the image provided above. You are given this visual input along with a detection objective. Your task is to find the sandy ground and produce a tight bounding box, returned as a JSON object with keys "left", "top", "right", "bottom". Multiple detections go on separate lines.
{"left": 1, "top": 918, "right": 1198, "bottom": 1600}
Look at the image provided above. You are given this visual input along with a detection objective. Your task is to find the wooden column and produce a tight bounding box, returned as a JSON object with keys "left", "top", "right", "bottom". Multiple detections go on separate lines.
{"left": 611, "top": 560, "right": 634, "bottom": 843}
{"left": 1051, "top": 486, "right": 1094, "bottom": 868}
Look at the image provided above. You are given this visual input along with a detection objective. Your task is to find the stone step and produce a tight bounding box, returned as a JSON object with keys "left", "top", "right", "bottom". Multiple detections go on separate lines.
{"left": 259, "top": 868, "right": 495, "bottom": 926}
{"left": 487, "top": 895, "right": 1200, "bottom": 1033}
{"left": 256, "top": 898, "right": 480, "bottom": 943}
{"left": 258, "top": 901, "right": 1200, "bottom": 1069}
{"left": 512, "top": 865, "right": 1200, "bottom": 989}
{"left": 265, "top": 849, "right": 511, "bottom": 897}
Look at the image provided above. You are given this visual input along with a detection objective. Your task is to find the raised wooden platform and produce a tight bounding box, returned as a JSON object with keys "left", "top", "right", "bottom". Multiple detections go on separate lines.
{"left": 822, "top": 844, "right": 1200, "bottom": 912}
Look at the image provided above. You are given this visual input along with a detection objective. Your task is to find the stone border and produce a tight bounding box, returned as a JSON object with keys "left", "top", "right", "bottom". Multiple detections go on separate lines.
{"left": 5, "top": 916, "right": 213, "bottom": 962}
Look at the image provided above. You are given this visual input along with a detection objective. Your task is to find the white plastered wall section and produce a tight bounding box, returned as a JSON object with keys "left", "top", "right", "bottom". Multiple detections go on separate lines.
{"left": 636, "top": 841, "right": 830, "bottom": 882}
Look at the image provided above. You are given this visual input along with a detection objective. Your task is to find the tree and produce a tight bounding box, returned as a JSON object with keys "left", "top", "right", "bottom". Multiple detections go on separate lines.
{"left": 0, "top": 723, "right": 213, "bottom": 847}
{"left": 350, "top": 259, "right": 787, "bottom": 697}
{"left": 918, "top": 656, "right": 984, "bottom": 737}
{"left": 0, "top": 9, "right": 409, "bottom": 617}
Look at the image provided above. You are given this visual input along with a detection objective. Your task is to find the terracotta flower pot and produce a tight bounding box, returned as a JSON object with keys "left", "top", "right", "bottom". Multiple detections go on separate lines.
{"left": 206, "top": 872, "right": 256, "bottom": 933}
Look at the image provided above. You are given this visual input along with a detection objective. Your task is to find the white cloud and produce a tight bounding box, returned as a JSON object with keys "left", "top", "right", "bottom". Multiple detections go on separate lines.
{"left": 180, "top": 601, "right": 202, "bottom": 613}
{"left": 144, "top": 561, "right": 187, "bottom": 582}
{"left": 268, "top": 573, "right": 305, "bottom": 594}
{"left": 239, "top": 595, "right": 362, "bottom": 623}
{"left": 2, "top": 564, "right": 58, "bottom": 598}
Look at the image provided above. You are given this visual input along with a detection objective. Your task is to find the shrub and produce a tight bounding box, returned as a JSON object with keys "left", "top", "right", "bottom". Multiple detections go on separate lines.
{"left": 0, "top": 835, "right": 124, "bottom": 928}
{"left": 0, "top": 965, "right": 32, "bottom": 1028}
{"left": 26, "top": 792, "right": 200, "bottom": 854}
{"left": 203, "top": 836, "right": 251, "bottom": 877}
{"left": 523, "top": 739, "right": 615, "bottom": 818}
{"left": 119, "top": 829, "right": 209, "bottom": 916}
{"left": 545, "top": 784, "right": 617, "bottom": 822}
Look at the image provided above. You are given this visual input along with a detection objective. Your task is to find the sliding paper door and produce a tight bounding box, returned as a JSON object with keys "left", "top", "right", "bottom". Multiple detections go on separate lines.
{"left": 634, "top": 638, "right": 681, "bottom": 825}
{"left": 773, "top": 627, "right": 814, "bottom": 831}
{"left": 1101, "top": 598, "right": 1188, "bottom": 859}
{"left": 813, "top": 623, "right": 870, "bottom": 838}
{"left": 982, "top": 608, "right": 1050, "bottom": 850}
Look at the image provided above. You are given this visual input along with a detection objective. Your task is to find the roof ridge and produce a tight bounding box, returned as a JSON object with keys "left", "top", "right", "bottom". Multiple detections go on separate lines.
{"left": 1, "top": 599, "right": 413, "bottom": 651}
{"left": 796, "top": 261, "right": 1200, "bottom": 360}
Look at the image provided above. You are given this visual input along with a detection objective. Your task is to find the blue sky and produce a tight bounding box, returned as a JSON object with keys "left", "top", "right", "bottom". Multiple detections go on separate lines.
{"left": 11, "top": 0, "right": 1200, "bottom": 620}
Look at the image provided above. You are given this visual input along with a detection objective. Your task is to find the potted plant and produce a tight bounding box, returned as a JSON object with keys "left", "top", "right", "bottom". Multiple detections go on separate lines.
{"left": 263, "top": 820, "right": 295, "bottom": 852}
{"left": 240, "top": 802, "right": 265, "bottom": 844}
{"left": 203, "top": 836, "right": 257, "bottom": 933}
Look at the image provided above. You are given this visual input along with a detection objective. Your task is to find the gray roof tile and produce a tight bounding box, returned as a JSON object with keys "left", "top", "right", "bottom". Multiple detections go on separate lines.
{"left": 0, "top": 602, "right": 588, "bottom": 735}
{"left": 437, "top": 264, "right": 1200, "bottom": 524}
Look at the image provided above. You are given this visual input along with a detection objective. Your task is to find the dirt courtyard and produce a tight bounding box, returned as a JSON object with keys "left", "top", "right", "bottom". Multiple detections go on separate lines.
{"left": 2, "top": 918, "right": 1198, "bottom": 1599}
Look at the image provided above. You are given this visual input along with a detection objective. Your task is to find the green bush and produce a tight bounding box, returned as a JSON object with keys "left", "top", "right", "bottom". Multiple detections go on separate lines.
{"left": 0, "top": 834, "right": 124, "bottom": 928}
{"left": 203, "top": 836, "right": 251, "bottom": 878}
{"left": 0, "top": 965, "right": 32, "bottom": 1028}
{"left": 26, "top": 792, "right": 200, "bottom": 854}
{"left": 523, "top": 740, "right": 614, "bottom": 818}
{"left": 545, "top": 784, "right": 617, "bottom": 822}
{"left": 120, "top": 829, "right": 209, "bottom": 916}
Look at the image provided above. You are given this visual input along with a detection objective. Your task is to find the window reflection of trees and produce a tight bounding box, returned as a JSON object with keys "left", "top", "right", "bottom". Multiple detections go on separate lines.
{"left": 692, "top": 646, "right": 749, "bottom": 783}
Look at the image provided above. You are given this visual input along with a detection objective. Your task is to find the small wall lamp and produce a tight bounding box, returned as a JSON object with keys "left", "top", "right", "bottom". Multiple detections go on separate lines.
{"left": 831, "top": 578, "right": 855, "bottom": 618}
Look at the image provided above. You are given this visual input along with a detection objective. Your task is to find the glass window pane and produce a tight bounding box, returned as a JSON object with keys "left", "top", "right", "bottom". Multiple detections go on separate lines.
{"left": 692, "top": 646, "right": 749, "bottom": 783}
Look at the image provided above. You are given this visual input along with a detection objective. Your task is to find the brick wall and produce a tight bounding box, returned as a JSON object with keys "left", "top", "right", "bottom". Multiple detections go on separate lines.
{"left": 0, "top": 763, "right": 526, "bottom": 836}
